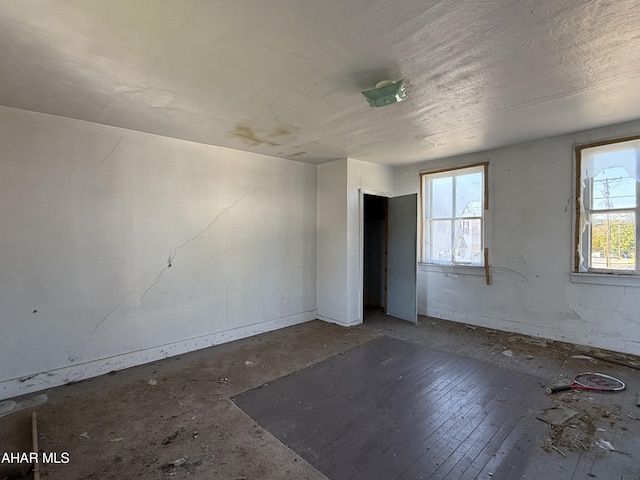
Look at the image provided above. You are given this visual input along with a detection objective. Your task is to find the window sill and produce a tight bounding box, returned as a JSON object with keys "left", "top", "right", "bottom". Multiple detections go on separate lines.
{"left": 418, "top": 263, "right": 485, "bottom": 276}
{"left": 570, "top": 272, "right": 640, "bottom": 287}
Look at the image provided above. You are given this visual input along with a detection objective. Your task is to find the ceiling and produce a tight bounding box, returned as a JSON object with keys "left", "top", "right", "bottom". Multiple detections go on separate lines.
{"left": 1, "top": 1, "right": 640, "bottom": 166}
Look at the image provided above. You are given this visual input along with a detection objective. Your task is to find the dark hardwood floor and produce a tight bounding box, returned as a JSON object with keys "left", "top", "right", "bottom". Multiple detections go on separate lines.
{"left": 234, "top": 336, "right": 552, "bottom": 480}
{"left": 3, "top": 314, "right": 638, "bottom": 479}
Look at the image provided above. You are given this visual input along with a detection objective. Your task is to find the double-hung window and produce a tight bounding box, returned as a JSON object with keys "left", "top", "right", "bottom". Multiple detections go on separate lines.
{"left": 575, "top": 137, "right": 640, "bottom": 274}
{"left": 420, "top": 163, "right": 487, "bottom": 265}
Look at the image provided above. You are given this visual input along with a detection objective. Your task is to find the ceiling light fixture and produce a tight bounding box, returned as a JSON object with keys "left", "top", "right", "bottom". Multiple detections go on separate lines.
{"left": 361, "top": 79, "right": 407, "bottom": 107}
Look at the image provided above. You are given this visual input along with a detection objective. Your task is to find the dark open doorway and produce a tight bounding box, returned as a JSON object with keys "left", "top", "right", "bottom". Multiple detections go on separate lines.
{"left": 363, "top": 194, "right": 388, "bottom": 320}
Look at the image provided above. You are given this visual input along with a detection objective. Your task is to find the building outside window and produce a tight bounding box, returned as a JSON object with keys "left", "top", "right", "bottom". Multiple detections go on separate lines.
{"left": 420, "top": 163, "right": 487, "bottom": 266}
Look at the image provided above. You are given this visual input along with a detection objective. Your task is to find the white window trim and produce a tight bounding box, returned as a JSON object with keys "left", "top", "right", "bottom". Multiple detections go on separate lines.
{"left": 419, "top": 263, "right": 485, "bottom": 276}
{"left": 574, "top": 136, "right": 640, "bottom": 281}
{"left": 570, "top": 272, "right": 640, "bottom": 287}
{"left": 419, "top": 162, "right": 489, "bottom": 267}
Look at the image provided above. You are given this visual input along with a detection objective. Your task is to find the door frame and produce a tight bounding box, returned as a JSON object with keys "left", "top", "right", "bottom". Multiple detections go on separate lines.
{"left": 358, "top": 188, "right": 392, "bottom": 323}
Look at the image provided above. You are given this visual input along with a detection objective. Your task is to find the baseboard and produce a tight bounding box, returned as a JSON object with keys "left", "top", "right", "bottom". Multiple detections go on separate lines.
{"left": 425, "top": 309, "right": 640, "bottom": 357}
{"left": 317, "top": 314, "right": 362, "bottom": 327}
{"left": 0, "top": 310, "right": 317, "bottom": 401}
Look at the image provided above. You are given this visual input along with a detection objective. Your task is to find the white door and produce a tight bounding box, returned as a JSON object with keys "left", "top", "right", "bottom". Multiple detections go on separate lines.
{"left": 386, "top": 194, "right": 418, "bottom": 324}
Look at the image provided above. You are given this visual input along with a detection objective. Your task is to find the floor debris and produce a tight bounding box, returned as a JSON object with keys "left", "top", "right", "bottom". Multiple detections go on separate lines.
{"left": 594, "top": 439, "right": 633, "bottom": 457}
{"left": 502, "top": 349, "right": 515, "bottom": 358}
{"left": 160, "top": 457, "right": 189, "bottom": 470}
{"left": 3, "top": 316, "right": 638, "bottom": 479}
{"left": 162, "top": 427, "right": 186, "bottom": 445}
{"left": 0, "top": 393, "right": 48, "bottom": 418}
{"left": 572, "top": 355, "right": 596, "bottom": 361}
{"left": 596, "top": 439, "right": 614, "bottom": 451}
{"left": 537, "top": 406, "right": 579, "bottom": 425}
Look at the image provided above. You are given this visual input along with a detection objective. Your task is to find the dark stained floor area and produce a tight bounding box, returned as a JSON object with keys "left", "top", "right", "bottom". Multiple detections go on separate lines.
{"left": 1, "top": 313, "right": 639, "bottom": 479}
{"left": 363, "top": 310, "right": 640, "bottom": 480}
{"left": 234, "top": 336, "right": 551, "bottom": 480}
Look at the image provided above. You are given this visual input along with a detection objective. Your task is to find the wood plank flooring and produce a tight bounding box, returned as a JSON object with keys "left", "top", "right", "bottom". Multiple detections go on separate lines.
{"left": 234, "top": 336, "right": 552, "bottom": 480}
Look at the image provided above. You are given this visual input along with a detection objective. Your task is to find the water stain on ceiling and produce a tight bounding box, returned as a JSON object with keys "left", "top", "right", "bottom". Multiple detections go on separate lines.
{"left": 1, "top": 1, "right": 639, "bottom": 165}
{"left": 230, "top": 123, "right": 281, "bottom": 147}
{"left": 230, "top": 123, "right": 299, "bottom": 148}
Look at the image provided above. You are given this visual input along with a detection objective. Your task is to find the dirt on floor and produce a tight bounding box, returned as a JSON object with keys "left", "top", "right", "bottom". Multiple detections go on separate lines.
{"left": 1, "top": 321, "right": 380, "bottom": 480}
{"left": 1, "top": 316, "right": 639, "bottom": 480}
{"left": 464, "top": 324, "right": 640, "bottom": 457}
{"left": 363, "top": 311, "right": 640, "bottom": 467}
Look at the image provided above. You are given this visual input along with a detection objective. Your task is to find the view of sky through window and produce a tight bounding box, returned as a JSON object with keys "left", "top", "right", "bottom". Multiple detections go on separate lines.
{"left": 580, "top": 142, "right": 638, "bottom": 273}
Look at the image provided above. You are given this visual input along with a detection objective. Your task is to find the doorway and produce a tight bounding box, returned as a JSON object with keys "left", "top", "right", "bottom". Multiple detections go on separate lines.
{"left": 361, "top": 191, "right": 418, "bottom": 324}
{"left": 363, "top": 194, "right": 388, "bottom": 321}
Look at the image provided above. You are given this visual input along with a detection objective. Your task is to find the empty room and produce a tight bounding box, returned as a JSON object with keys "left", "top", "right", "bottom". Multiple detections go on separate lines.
{"left": 1, "top": 1, "right": 640, "bottom": 479}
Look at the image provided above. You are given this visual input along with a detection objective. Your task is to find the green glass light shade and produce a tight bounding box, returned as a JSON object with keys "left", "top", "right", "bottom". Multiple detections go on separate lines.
{"left": 361, "top": 79, "right": 407, "bottom": 107}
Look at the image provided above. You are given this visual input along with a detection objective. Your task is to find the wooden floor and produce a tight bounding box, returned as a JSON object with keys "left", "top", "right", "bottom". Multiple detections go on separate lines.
{"left": 2, "top": 317, "right": 639, "bottom": 479}
{"left": 234, "top": 336, "right": 552, "bottom": 480}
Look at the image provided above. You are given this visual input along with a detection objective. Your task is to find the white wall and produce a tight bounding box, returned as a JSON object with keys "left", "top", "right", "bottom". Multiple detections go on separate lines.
{"left": 0, "top": 106, "right": 317, "bottom": 400}
{"left": 347, "top": 159, "right": 396, "bottom": 324}
{"left": 316, "top": 158, "right": 396, "bottom": 326}
{"left": 397, "top": 120, "right": 640, "bottom": 356}
{"left": 5, "top": 103, "right": 638, "bottom": 403}
{"left": 317, "top": 159, "right": 348, "bottom": 325}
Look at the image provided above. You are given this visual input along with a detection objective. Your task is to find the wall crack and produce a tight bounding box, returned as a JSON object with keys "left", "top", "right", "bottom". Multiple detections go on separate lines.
{"left": 513, "top": 250, "right": 527, "bottom": 266}
{"left": 493, "top": 266, "right": 531, "bottom": 284}
{"left": 171, "top": 188, "right": 261, "bottom": 255}
{"left": 99, "top": 136, "right": 123, "bottom": 165}
{"left": 139, "top": 188, "right": 261, "bottom": 302}
{"left": 81, "top": 290, "right": 134, "bottom": 357}
{"left": 567, "top": 306, "right": 584, "bottom": 321}
{"left": 140, "top": 266, "right": 171, "bottom": 301}
{"left": 613, "top": 309, "right": 639, "bottom": 326}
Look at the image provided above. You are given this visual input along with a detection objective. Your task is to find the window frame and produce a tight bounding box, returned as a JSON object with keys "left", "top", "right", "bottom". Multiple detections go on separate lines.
{"left": 574, "top": 135, "right": 640, "bottom": 276}
{"left": 419, "top": 162, "right": 489, "bottom": 266}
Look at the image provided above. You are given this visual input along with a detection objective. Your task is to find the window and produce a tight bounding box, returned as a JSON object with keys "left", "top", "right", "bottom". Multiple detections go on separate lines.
{"left": 420, "top": 163, "right": 487, "bottom": 265}
{"left": 575, "top": 137, "right": 640, "bottom": 274}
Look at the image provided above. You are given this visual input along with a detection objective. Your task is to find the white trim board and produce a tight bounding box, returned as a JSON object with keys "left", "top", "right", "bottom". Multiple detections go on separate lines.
{"left": 317, "top": 314, "right": 362, "bottom": 327}
{"left": 0, "top": 310, "right": 317, "bottom": 401}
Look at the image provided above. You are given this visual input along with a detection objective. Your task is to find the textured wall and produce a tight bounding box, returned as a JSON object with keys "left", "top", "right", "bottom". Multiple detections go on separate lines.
{"left": 0, "top": 107, "right": 317, "bottom": 400}
{"left": 316, "top": 158, "right": 396, "bottom": 326}
{"left": 397, "top": 120, "right": 640, "bottom": 355}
